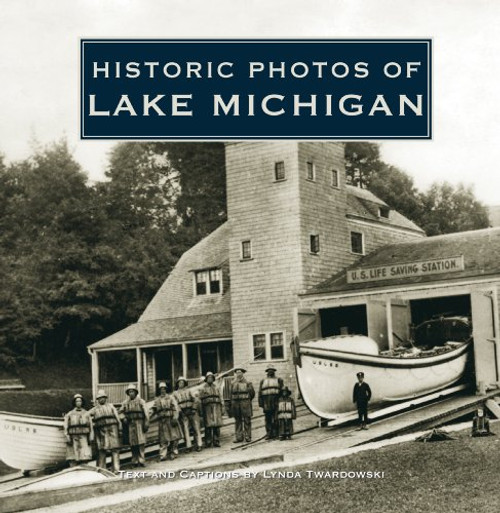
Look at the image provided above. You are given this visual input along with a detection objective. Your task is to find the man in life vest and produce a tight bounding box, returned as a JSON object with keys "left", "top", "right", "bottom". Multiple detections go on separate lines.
{"left": 174, "top": 376, "right": 202, "bottom": 452}
{"left": 89, "top": 389, "right": 122, "bottom": 472}
{"left": 229, "top": 368, "right": 255, "bottom": 443}
{"left": 199, "top": 371, "right": 224, "bottom": 448}
{"left": 150, "top": 382, "right": 182, "bottom": 461}
{"left": 472, "top": 406, "right": 491, "bottom": 437}
{"left": 353, "top": 371, "right": 372, "bottom": 430}
{"left": 119, "top": 383, "right": 149, "bottom": 467}
{"left": 277, "top": 386, "right": 296, "bottom": 440}
{"left": 258, "top": 366, "right": 283, "bottom": 439}
{"left": 63, "top": 394, "right": 94, "bottom": 467}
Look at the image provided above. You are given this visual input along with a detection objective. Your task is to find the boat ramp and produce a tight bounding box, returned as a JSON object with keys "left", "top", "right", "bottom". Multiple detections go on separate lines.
{"left": 1, "top": 387, "right": 499, "bottom": 513}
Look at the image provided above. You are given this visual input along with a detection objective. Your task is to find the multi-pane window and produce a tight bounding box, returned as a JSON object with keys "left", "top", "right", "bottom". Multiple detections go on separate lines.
{"left": 209, "top": 269, "right": 221, "bottom": 293}
{"left": 351, "top": 231, "right": 364, "bottom": 255}
{"left": 241, "top": 240, "right": 252, "bottom": 260}
{"left": 306, "top": 161, "right": 315, "bottom": 181}
{"left": 310, "top": 234, "right": 320, "bottom": 254}
{"left": 274, "top": 161, "right": 285, "bottom": 181}
{"left": 331, "top": 169, "right": 339, "bottom": 188}
{"left": 195, "top": 268, "right": 221, "bottom": 295}
{"left": 270, "top": 332, "right": 284, "bottom": 359}
{"left": 252, "top": 332, "right": 285, "bottom": 361}
{"left": 252, "top": 334, "right": 266, "bottom": 360}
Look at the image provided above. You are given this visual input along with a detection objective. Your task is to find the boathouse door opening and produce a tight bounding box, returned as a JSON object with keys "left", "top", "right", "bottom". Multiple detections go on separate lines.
{"left": 319, "top": 305, "right": 368, "bottom": 338}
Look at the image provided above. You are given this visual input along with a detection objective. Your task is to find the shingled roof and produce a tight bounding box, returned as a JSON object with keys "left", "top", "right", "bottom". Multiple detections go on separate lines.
{"left": 346, "top": 185, "right": 423, "bottom": 233}
{"left": 88, "top": 312, "right": 232, "bottom": 350}
{"left": 140, "top": 221, "right": 231, "bottom": 321}
{"left": 303, "top": 227, "right": 500, "bottom": 296}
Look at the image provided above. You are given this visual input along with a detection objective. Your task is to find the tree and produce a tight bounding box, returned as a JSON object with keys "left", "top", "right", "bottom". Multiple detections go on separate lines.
{"left": 100, "top": 142, "right": 179, "bottom": 231}
{"left": 367, "top": 164, "right": 424, "bottom": 227}
{"left": 152, "top": 142, "right": 226, "bottom": 244}
{"left": 345, "top": 142, "right": 384, "bottom": 188}
{"left": 419, "top": 182, "right": 490, "bottom": 236}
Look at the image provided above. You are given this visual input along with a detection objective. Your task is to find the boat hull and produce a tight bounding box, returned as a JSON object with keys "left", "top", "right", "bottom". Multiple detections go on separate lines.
{"left": 296, "top": 340, "right": 471, "bottom": 419}
{"left": 0, "top": 412, "right": 67, "bottom": 471}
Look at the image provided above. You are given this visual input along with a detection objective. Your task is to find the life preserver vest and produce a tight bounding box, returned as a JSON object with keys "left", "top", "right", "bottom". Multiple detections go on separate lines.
{"left": 92, "top": 404, "right": 119, "bottom": 428}
{"left": 175, "top": 390, "right": 196, "bottom": 413}
{"left": 201, "top": 385, "right": 222, "bottom": 406}
{"left": 277, "top": 400, "right": 294, "bottom": 420}
{"left": 155, "top": 396, "right": 176, "bottom": 418}
{"left": 122, "top": 398, "right": 145, "bottom": 420}
{"left": 67, "top": 410, "right": 91, "bottom": 435}
{"left": 231, "top": 381, "right": 252, "bottom": 401}
{"left": 261, "top": 378, "right": 280, "bottom": 396}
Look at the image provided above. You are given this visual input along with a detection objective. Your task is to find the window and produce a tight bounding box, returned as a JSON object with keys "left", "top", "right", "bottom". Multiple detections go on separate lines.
{"left": 274, "top": 161, "right": 285, "bottom": 181}
{"left": 351, "top": 231, "right": 364, "bottom": 255}
{"left": 306, "top": 161, "right": 315, "bottom": 181}
{"left": 252, "top": 334, "right": 266, "bottom": 360}
{"left": 241, "top": 240, "right": 252, "bottom": 260}
{"left": 379, "top": 206, "right": 390, "bottom": 219}
{"left": 252, "top": 332, "right": 285, "bottom": 361}
{"left": 195, "top": 268, "right": 222, "bottom": 295}
{"left": 310, "top": 234, "right": 320, "bottom": 254}
{"left": 270, "top": 332, "right": 284, "bottom": 359}
{"left": 209, "top": 269, "right": 221, "bottom": 293}
{"left": 331, "top": 169, "right": 339, "bottom": 188}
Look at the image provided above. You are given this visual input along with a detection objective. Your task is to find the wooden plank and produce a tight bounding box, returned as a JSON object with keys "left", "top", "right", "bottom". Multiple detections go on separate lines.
{"left": 485, "top": 398, "right": 500, "bottom": 419}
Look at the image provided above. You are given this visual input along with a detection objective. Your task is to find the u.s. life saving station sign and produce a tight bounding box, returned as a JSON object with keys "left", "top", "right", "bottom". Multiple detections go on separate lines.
{"left": 346, "top": 256, "right": 465, "bottom": 284}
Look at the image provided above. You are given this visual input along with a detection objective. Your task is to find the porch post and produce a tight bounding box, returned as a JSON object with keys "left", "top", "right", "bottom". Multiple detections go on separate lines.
{"left": 136, "top": 347, "right": 143, "bottom": 392}
{"left": 182, "top": 343, "right": 188, "bottom": 378}
{"left": 91, "top": 350, "right": 99, "bottom": 401}
{"left": 386, "top": 299, "right": 394, "bottom": 350}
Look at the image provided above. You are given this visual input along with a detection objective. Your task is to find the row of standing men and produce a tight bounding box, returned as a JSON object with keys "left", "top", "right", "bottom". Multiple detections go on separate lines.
{"left": 63, "top": 366, "right": 296, "bottom": 472}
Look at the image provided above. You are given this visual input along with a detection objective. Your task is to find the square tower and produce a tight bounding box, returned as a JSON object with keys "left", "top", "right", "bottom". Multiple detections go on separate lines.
{"left": 226, "top": 141, "right": 350, "bottom": 386}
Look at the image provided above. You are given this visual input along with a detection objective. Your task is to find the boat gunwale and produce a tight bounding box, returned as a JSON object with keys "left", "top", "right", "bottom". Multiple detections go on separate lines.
{"left": 0, "top": 411, "right": 64, "bottom": 427}
{"left": 299, "top": 340, "right": 471, "bottom": 369}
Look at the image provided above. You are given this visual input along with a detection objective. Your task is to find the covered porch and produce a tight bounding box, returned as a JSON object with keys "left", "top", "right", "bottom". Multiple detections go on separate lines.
{"left": 87, "top": 312, "right": 233, "bottom": 403}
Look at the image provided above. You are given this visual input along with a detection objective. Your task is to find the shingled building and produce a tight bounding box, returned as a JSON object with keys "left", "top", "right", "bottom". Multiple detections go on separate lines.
{"left": 88, "top": 142, "right": 425, "bottom": 402}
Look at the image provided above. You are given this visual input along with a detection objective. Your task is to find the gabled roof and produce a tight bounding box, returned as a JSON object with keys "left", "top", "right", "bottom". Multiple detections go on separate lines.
{"left": 88, "top": 312, "right": 232, "bottom": 350}
{"left": 346, "top": 185, "right": 423, "bottom": 233}
{"left": 304, "top": 227, "right": 500, "bottom": 296}
{"left": 139, "top": 222, "right": 231, "bottom": 321}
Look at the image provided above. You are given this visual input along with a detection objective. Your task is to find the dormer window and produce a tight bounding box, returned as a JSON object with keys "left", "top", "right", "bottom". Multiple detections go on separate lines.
{"left": 379, "top": 206, "right": 390, "bottom": 219}
{"left": 195, "top": 268, "right": 222, "bottom": 296}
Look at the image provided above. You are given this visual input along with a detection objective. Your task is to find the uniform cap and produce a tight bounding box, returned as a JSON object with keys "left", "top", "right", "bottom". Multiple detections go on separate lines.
{"left": 356, "top": 372, "right": 364, "bottom": 378}
{"left": 96, "top": 390, "right": 107, "bottom": 399}
{"left": 265, "top": 366, "right": 277, "bottom": 373}
{"left": 158, "top": 382, "right": 167, "bottom": 390}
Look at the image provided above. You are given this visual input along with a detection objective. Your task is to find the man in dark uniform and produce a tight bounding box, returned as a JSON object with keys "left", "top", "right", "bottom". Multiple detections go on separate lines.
{"left": 353, "top": 371, "right": 371, "bottom": 430}
{"left": 258, "top": 366, "right": 283, "bottom": 439}
{"left": 229, "top": 368, "right": 255, "bottom": 443}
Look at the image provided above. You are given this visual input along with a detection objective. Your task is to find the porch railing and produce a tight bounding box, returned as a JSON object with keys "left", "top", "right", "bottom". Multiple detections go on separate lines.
{"left": 97, "top": 382, "right": 149, "bottom": 405}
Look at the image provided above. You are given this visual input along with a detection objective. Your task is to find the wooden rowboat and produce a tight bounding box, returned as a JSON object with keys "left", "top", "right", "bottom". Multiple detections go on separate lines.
{"left": 293, "top": 334, "right": 472, "bottom": 420}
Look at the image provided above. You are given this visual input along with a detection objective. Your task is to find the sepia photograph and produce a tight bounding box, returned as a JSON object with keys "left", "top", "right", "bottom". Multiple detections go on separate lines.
{"left": 1, "top": 1, "right": 500, "bottom": 513}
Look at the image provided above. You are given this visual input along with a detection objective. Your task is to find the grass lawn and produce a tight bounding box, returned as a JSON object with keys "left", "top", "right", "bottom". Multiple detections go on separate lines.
{"left": 90, "top": 429, "right": 500, "bottom": 513}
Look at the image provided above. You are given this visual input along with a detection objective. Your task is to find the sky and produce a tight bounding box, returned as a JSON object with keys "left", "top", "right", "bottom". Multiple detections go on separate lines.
{"left": 1, "top": 0, "right": 499, "bottom": 204}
